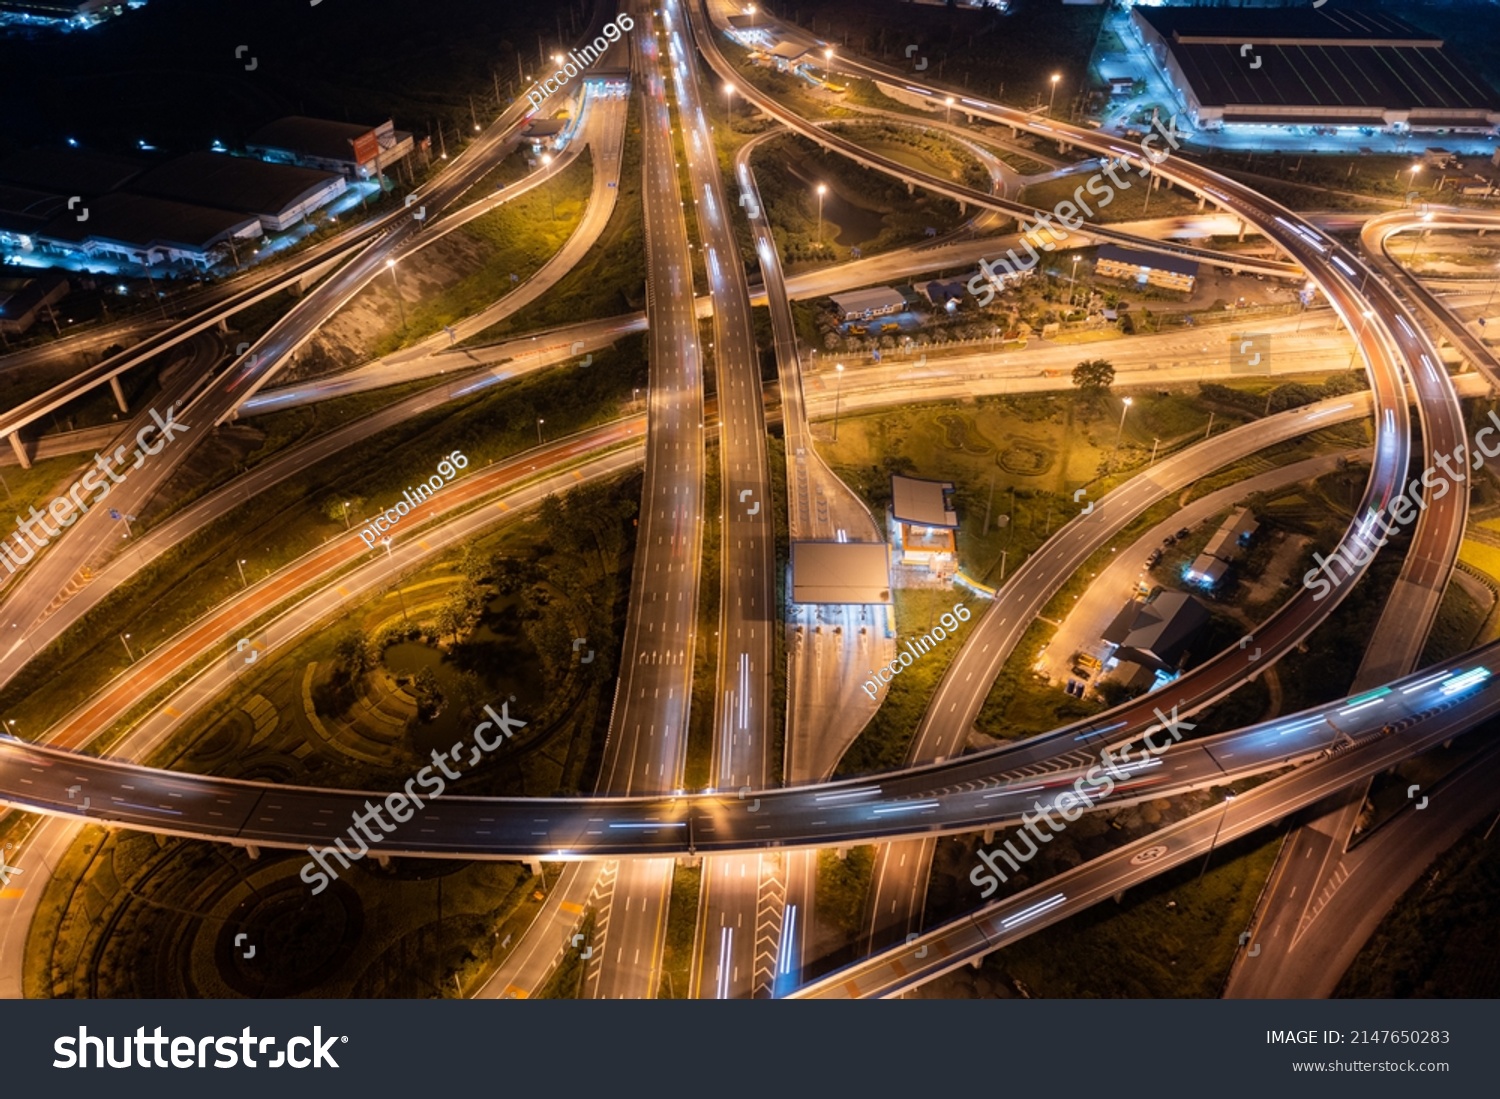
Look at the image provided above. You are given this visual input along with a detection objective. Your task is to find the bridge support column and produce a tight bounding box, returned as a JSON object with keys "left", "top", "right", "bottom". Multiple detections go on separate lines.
{"left": 970, "top": 957, "right": 983, "bottom": 970}
{"left": 958, "top": 201, "right": 965, "bottom": 216}
{"left": 906, "top": 181, "right": 914, "bottom": 197}
{"left": 1237, "top": 219, "right": 1247, "bottom": 242}
{"left": 525, "top": 858, "right": 543, "bottom": 876}
{"left": 1113, "top": 889, "right": 1126, "bottom": 904}
{"left": 7, "top": 432, "right": 30, "bottom": 470}
{"left": 982, "top": 828, "right": 995, "bottom": 845}
{"left": 375, "top": 855, "right": 391, "bottom": 869}
{"left": 1197, "top": 194, "right": 1206, "bottom": 211}
{"left": 245, "top": 845, "right": 261, "bottom": 861}
{"left": 216, "top": 317, "right": 230, "bottom": 335}
{"left": 835, "top": 846, "right": 849, "bottom": 861}
{"left": 109, "top": 375, "right": 128, "bottom": 413}
{"left": 676, "top": 854, "right": 701, "bottom": 869}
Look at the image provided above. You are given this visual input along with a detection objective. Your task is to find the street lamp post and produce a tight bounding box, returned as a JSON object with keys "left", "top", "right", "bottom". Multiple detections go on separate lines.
{"left": 120, "top": 633, "right": 134, "bottom": 662}
{"left": 1348, "top": 308, "right": 1375, "bottom": 369}
{"left": 944, "top": 96, "right": 954, "bottom": 125}
{"left": 386, "top": 258, "right": 407, "bottom": 332}
{"left": 1048, "top": 73, "right": 1060, "bottom": 116}
{"left": 1149, "top": 437, "right": 1160, "bottom": 467}
{"left": 724, "top": 83, "right": 735, "bottom": 131}
{"left": 236, "top": 558, "right": 248, "bottom": 589}
{"left": 537, "top": 418, "right": 545, "bottom": 446}
{"left": 833, "top": 362, "right": 845, "bottom": 441}
{"left": 540, "top": 153, "right": 556, "bottom": 219}
{"left": 1066, "top": 254, "right": 1080, "bottom": 309}
{"left": 341, "top": 500, "right": 351, "bottom": 530}
{"left": 1198, "top": 792, "right": 1237, "bottom": 880}
{"left": 823, "top": 48, "right": 833, "bottom": 80}
{"left": 1110, "top": 396, "right": 1132, "bottom": 469}
{"left": 816, "top": 183, "right": 827, "bottom": 244}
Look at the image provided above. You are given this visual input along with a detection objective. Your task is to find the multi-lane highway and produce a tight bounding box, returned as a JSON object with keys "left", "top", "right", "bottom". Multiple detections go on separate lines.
{"left": 2, "top": 0, "right": 1496, "bottom": 1003}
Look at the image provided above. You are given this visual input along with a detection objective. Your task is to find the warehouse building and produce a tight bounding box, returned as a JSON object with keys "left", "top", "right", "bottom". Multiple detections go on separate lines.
{"left": 1094, "top": 244, "right": 1198, "bottom": 293}
{"left": 1102, "top": 590, "right": 1209, "bottom": 674}
{"left": 830, "top": 286, "right": 906, "bottom": 321}
{"left": 0, "top": 184, "right": 68, "bottom": 251}
{"left": 246, "top": 116, "right": 414, "bottom": 180}
{"left": 0, "top": 147, "right": 144, "bottom": 198}
{"left": 36, "top": 192, "right": 261, "bottom": 268}
{"left": 129, "top": 151, "right": 346, "bottom": 232}
{"left": 1186, "top": 507, "right": 1258, "bottom": 590}
{"left": 0, "top": 269, "right": 68, "bottom": 336}
{"left": 1132, "top": 7, "right": 1500, "bottom": 134}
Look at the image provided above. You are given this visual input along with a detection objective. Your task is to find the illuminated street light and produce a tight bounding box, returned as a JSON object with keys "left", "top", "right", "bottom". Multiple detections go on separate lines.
{"left": 235, "top": 558, "right": 248, "bottom": 589}
{"left": 1348, "top": 307, "right": 1376, "bottom": 370}
{"left": 537, "top": 417, "right": 545, "bottom": 446}
{"left": 540, "top": 153, "right": 556, "bottom": 219}
{"left": 823, "top": 48, "right": 833, "bottom": 80}
{"left": 816, "top": 182, "right": 827, "bottom": 244}
{"left": 386, "top": 258, "right": 407, "bottom": 331}
{"left": 725, "top": 82, "right": 735, "bottom": 131}
{"left": 120, "top": 633, "right": 134, "bottom": 662}
{"left": 944, "top": 95, "right": 954, "bottom": 125}
{"left": 833, "top": 362, "right": 845, "bottom": 441}
{"left": 1048, "top": 72, "right": 1061, "bottom": 116}
{"left": 1111, "top": 396, "right": 1133, "bottom": 469}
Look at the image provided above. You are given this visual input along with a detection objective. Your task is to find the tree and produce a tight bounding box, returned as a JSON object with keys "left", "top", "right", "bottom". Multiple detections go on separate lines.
{"left": 412, "top": 668, "right": 444, "bottom": 722}
{"left": 1072, "top": 358, "right": 1115, "bottom": 396}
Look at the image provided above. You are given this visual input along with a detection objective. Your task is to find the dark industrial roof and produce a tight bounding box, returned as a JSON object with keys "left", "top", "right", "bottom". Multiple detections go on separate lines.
{"left": 1138, "top": 7, "right": 1442, "bottom": 46}
{"left": 0, "top": 183, "right": 68, "bottom": 234}
{"left": 1096, "top": 243, "right": 1200, "bottom": 279}
{"left": 524, "top": 120, "right": 569, "bottom": 137}
{"left": 891, "top": 475, "right": 958, "bottom": 529}
{"left": 40, "top": 192, "right": 257, "bottom": 252}
{"left": 1119, "top": 591, "right": 1208, "bottom": 668}
{"left": 1138, "top": 8, "right": 1497, "bottom": 115}
{"left": 790, "top": 542, "right": 891, "bottom": 604}
{"left": 130, "top": 152, "right": 341, "bottom": 218}
{"left": 247, "top": 116, "right": 379, "bottom": 161}
{"left": 0, "top": 148, "right": 144, "bottom": 197}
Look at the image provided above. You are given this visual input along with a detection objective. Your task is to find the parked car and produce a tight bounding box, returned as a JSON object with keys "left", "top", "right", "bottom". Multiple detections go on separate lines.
{"left": 1146, "top": 549, "right": 1163, "bottom": 567}
{"left": 1176, "top": 527, "right": 1190, "bottom": 540}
